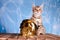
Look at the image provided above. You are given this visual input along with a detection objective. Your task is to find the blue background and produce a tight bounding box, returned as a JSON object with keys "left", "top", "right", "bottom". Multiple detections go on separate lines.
{"left": 0, "top": 0, "right": 60, "bottom": 35}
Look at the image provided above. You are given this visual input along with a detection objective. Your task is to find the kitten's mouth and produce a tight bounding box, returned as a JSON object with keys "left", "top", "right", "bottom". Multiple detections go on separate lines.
{"left": 33, "top": 13, "right": 40, "bottom": 18}
{"left": 35, "top": 12, "right": 41, "bottom": 15}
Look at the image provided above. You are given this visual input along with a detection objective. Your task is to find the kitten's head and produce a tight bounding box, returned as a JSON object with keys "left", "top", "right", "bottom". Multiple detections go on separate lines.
{"left": 32, "top": 4, "right": 44, "bottom": 17}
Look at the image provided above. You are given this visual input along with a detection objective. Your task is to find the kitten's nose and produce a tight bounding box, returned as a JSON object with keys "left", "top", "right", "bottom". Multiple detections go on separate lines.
{"left": 37, "top": 10, "right": 39, "bottom": 12}
{"left": 36, "top": 9, "right": 39, "bottom": 12}
{"left": 36, "top": 10, "right": 39, "bottom": 11}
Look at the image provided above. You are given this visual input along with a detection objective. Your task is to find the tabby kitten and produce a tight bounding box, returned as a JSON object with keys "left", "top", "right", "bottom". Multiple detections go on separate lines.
{"left": 31, "top": 4, "right": 46, "bottom": 36}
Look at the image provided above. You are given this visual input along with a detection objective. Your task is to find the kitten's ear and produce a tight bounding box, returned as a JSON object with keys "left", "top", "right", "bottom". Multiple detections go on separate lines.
{"left": 40, "top": 4, "right": 44, "bottom": 10}
{"left": 32, "top": 3, "right": 35, "bottom": 8}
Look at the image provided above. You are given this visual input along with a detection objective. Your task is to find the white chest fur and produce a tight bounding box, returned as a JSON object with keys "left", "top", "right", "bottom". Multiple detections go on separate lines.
{"left": 32, "top": 17, "right": 42, "bottom": 26}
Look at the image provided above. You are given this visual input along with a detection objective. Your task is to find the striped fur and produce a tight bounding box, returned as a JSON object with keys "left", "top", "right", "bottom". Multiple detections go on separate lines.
{"left": 31, "top": 4, "right": 46, "bottom": 36}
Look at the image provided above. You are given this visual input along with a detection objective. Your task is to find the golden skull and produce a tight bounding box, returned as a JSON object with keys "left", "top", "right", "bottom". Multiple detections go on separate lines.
{"left": 20, "top": 19, "right": 37, "bottom": 37}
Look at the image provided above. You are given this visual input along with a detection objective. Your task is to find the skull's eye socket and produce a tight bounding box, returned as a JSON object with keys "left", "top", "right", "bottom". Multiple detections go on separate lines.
{"left": 25, "top": 23, "right": 28, "bottom": 27}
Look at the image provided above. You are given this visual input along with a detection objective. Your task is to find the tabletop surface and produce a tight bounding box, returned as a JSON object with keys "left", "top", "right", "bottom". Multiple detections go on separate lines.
{"left": 0, "top": 33, "right": 60, "bottom": 40}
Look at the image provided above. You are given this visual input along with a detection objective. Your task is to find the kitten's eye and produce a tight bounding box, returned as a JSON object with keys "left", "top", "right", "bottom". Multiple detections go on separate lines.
{"left": 25, "top": 23, "right": 28, "bottom": 27}
{"left": 35, "top": 8, "right": 36, "bottom": 10}
{"left": 34, "top": 8, "right": 38, "bottom": 11}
